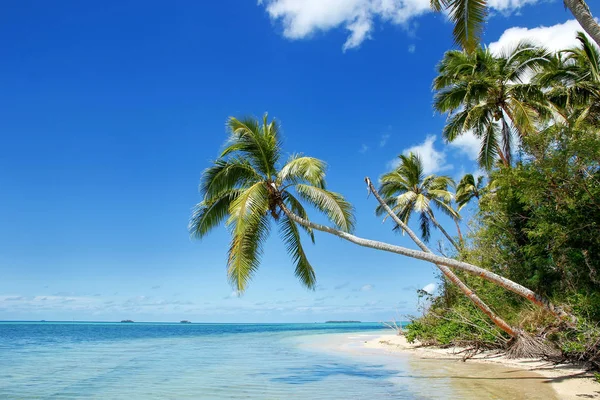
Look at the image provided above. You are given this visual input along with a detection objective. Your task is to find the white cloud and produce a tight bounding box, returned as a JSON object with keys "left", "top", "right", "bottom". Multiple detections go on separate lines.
{"left": 408, "top": 44, "right": 416, "bottom": 53}
{"left": 422, "top": 283, "right": 436, "bottom": 294}
{"left": 395, "top": 134, "right": 452, "bottom": 175}
{"left": 447, "top": 130, "right": 480, "bottom": 162}
{"left": 360, "top": 284, "right": 374, "bottom": 291}
{"left": 359, "top": 144, "right": 369, "bottom": 153}
{"left": 260, "top": 0, "right": 543, "bottom": 50}
{"left": 489, "top": 19, "right": 590, "bottom": 55}
{"left": 380, "top": 133, "right": 391, "bottom": 147}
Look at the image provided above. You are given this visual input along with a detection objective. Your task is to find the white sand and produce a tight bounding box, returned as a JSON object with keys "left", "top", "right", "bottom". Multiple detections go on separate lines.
{"left": 365, "top": 334, "right": 599, "bottom": 399}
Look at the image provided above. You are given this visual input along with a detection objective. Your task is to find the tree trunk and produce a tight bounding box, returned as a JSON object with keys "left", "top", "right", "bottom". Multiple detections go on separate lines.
{"left": 427, "top": 210, "right": 461, "bottom": 252}
{"left": 368, "top": 178, "right": 517, "bottom": 337}
{"left": 278, "top": 190, "right": 575, "bottom": 324}
{"left": 454, "top": 219, "right": 464, "bottom": 247}
{"left": 564, "top": 0, "right": 600, "bottom": 49}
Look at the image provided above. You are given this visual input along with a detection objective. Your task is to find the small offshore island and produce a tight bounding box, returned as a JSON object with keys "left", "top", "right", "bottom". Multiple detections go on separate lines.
{"left": 325, "top": 321, "right": 361, "bottom": 323}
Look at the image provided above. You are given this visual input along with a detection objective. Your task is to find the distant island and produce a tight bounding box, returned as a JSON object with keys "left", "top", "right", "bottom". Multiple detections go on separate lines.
{"left": 325, "top": 321, "right": 361, "bottom": 323}
{"left": 120, "top": 320, "right": 134, "bottom": 323}
{"left": 180, "top": 320, "right": 191, "bottom": 324}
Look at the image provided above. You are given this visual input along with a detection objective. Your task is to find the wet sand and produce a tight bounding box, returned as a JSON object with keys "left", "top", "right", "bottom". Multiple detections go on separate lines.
{"left": 298, "top": 332, "right": 600, "bottom": 399}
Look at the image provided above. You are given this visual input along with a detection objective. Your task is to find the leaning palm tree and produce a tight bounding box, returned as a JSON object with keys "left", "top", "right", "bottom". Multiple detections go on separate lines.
{"left": 431, "top": 0, "right": 600, "bottom": 52}
{"left": 434, "top": 43, "right": 551, "bottom": 169}
{"left": 190, "top": 113, "right": 574, "bottom": 325}
{"left": 189, "top": 114, "right": 354, "bottom": 292}
{"left": 377, "top": 153, "right": 461, "bottom": 250}
{"left": 456, "top": 173, "right": 486, "bottom": 211}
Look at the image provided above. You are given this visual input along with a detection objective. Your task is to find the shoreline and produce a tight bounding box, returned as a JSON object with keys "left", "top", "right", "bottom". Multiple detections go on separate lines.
{"left": 361, "top": 333, "right": 599, "bottom": 399}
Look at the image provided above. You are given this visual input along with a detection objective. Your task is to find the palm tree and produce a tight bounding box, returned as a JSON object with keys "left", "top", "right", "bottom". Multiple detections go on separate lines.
{"left": 189, "top": 114, "right": 354, "bottom": 292}
{"left": 377, "top": 153, "right": 461, "bottom": 250}
{"left": 433, "top": 43, "right": 551, "bottom": 169}
{"left": 456, "top": 173, "right": 486, "bottom": 211}
{"left": 535, "top": 32, "right": 600, "bottom": 127}
{"left": 366, "top": 178, "right": 517, "bottom": 337}
{"left": 431, "top": 0, "right": 600, "bottom": 52}
{"left": 190, "top": 114, "right": 574, "bottom": 324}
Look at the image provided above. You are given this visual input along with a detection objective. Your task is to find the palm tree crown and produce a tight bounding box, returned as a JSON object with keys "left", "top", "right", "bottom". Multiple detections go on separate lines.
{"left": 377, "top": 153, "right": 458, "bottom": 244}
{"left": 535, "top": 32, "right": 600, "bottom": 127}
{"left": 433, "top": 43, "right": 551, "bottom": 169}
{"left": 455, "top": 173, "right": 486, "bottom": 211}
{"left": 189, "top": 114, "right": 355, "bottom": 292}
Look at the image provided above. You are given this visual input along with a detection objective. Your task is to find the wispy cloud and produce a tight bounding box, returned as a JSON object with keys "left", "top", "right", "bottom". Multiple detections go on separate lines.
{"left": 379, "top": 133, "right": 391, "bottom": 147}
{"left": 408, "top": 44, "right": 416, "bottom": 53}
{"left": 359, "top": 144, "right": 369, "bottom": 153}
{"left": 359, "top": 284, "right": 373, "bottom": 292}
{"left": 334, "top": 282, "right": 350, "bottom": 290}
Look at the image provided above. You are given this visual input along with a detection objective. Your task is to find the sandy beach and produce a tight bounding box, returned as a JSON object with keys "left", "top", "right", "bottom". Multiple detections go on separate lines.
{"left": 299, "top": 332, "right": 600, "bottom": 399}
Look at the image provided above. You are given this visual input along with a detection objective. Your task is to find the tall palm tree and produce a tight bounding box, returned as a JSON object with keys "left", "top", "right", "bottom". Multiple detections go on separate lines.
{"left": 433, "top": 43, "right": 551, "bottom": 169}
{"left": 377, "top": 153, "right": 461, "bottom": 250}
{"left": 190, "top": 114, "right": 574, "bottom": 324}
{"left": 535, "top": 32, "right": 600, "bottom": 127}
{"left": 431, "top": 0, "right": 600, "bottom": 52}
{"left": 189, "top": 114, "right": 354, "bottom": 292}
{"left": 456, "top": 173, "right": 486, "bottom": 211}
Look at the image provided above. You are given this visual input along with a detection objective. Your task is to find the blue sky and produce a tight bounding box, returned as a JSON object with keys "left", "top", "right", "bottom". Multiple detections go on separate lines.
{"left": 0, "top": 0, "right": 596, "bottom": 322}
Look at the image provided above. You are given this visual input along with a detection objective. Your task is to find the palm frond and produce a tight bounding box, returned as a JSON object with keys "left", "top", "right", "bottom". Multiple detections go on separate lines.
{"left": 200, "top": 158, "right": 261, "bottom": 200}
{"left": 294, "top": 184, "right": 355, "bottom": 233}
{"left": 283, "top": 191, "right": 315, "bottom": 243}
{"left": 447, "top": 0, "right": 487, "bottom": 53}
{"left": 227, "top": 213, "right": 271, "bottom": 292}
{"left": 189, "top": 190, "right": 242, "bottom": 239}
{"left": 277, "top": 155, "right": 326, "bottom": 188}
{"left": 279, "top": 215, "right": 316, "bottom": 290}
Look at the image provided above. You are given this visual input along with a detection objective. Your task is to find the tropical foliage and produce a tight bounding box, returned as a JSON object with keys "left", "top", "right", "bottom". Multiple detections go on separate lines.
{"left": 189, "top": 114, "right": 354, "bottom": 292}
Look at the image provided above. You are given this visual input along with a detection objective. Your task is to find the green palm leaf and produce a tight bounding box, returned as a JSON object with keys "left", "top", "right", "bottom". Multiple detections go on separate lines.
{"left": 295, "top": 184, "right": 355, "bottom": 233}
{"left": 279, "top": 215, "right": 316, "bottom": 289}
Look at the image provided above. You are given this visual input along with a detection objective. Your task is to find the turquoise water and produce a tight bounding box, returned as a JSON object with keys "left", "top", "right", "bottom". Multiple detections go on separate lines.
{"left": 0, "top": 322, "right": 403, "bottom": 399}
{"left": 0, "top": 322, "right": 555, "bottom": 399}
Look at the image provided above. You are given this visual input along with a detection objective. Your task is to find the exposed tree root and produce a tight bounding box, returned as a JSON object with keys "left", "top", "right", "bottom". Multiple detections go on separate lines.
{"left": 505, "top": 331, "right": 560, "bottom": 359}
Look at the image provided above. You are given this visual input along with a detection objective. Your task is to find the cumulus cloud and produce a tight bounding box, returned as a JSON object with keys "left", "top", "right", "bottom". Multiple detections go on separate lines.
{"left": 259, "top": 0, "right": 543, "bottom": 50}
{"left": 489, "top": 19, "right": 591, "bottom": 55}
{"left": 447, "top": 130, "right": 480, "bottom": 162}
{"left": 392, "top": 134, "right": 452, "bottom": 175}
{"left": 422, "top": 283, "right": 436, "bottom": 294}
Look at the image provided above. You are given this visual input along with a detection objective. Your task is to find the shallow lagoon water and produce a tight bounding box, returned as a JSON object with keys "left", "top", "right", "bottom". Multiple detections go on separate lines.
{"left": 0, "top": 322, "right": 556, "bottom": 399}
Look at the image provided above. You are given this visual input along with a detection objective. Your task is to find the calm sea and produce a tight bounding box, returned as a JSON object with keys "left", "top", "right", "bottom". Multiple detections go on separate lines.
{"left": 0, "top": 322, "right": 556, "bottom": 399}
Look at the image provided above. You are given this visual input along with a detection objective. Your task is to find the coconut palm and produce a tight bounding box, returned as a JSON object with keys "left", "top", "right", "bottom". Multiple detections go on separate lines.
{"left": 434, "top": 43, "right": 551, "bottom": 169}
{"left": 431, "top": 0, "right": 600, "bottom": 52}
{"left": 189, "top": 114, "right": 354, "bottom": 292}
{"left": 191, "top": 114, "right": 574, "bottom": 325}
{"left": 456, "top": 173, "right": 486, "bottom": 211}
{"left": 536, "top": 32, "right": 600, "bottom": 127}
{"left": 377, "top": 153, "right": 461, "bottom": 250}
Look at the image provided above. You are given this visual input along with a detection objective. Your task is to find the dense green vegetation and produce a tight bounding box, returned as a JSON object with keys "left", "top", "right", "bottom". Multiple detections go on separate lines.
{"left": 404, "top": 35, "right": 600, "bottom": 368}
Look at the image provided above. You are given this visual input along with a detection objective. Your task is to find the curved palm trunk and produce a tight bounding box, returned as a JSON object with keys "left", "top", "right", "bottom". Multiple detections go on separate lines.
{"left": 367, "top": 178, "right": 517, "bottom": 337}
{"left": 427, "top": 210, "right": 461, "bottom": 252}
{"left": 454, "top": 219, "right": 464, "bottom": 247}
{"left": 564, "top": 0, "right": 600, "bottom": 49}
{"left": 277, "top": 194, "right": 574, "bottom": 324}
